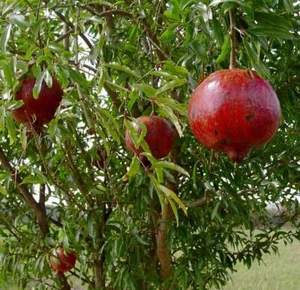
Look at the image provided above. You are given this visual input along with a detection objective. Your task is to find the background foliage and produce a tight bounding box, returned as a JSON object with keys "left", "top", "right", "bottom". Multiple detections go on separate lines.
{"left": 0, "top": 0, "right": 300, "bottom": 289}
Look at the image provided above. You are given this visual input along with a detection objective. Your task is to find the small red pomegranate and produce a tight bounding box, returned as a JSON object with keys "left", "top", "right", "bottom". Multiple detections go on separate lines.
{"left": 49, "top": 247, "right": 76, "bottom": 273}
{"left": 11, "top": 76, "right": 63, "bottom": 131}
{"left": 125, "top": 116, "right": 176, "bottom": 162}
{"left": 188, "top": 69, "right": 281, "bottom": 163}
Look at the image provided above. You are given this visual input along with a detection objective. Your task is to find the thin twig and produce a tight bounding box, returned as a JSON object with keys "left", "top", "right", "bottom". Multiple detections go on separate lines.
{"left": 63, "top": 141, "right": 94, "bottom": 207}
{"left": 229, "top": 9, "right": 237, "bottom": 69}
{"left": 184, "top": 197, "right": 208, "bottom": 208}
{"left": 0, "top": 146, "right": 49, "bottom": 237}
{"left": 54, "top": 10, "right": 93, "bottom": 50}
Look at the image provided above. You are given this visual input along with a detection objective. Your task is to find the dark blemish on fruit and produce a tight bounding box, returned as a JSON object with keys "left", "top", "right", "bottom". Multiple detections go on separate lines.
{"left": 190, "top": 108, "right": 196, "bottom": 120}
{"left": 218, "top": 139, "right": 228, "bottom": 146}
{"left": 214, "top": 129, "right": 219, "bottom": 136}
{"left": 245, "top": 114, "right": 254, "bottom": 121}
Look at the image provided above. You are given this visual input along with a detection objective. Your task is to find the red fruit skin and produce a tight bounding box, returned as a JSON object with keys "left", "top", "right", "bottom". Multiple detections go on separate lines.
{"left": 49, "top": 247, "right": 76, "bottom": 273}
{"left": 188, "top": 69, "right": 281, "bottom": 163}
{"left": 11, "top": 77, "right": 63, "bottom": 128}
{"left": 125, "top": 116, "right": 176, "bottom": 160}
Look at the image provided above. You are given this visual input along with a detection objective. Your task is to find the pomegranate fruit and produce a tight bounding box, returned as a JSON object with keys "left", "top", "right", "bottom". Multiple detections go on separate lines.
{"left": 125, "top": 116, "right": 176, "bottom": 161}
{"left": 49, "top": 247, "right": 76, "bottom": 273}
{"left": 11, "top": 76, "right": 63, "bottom": 130}
{"left": 188, "top": 69, "right": 281, "bottom": 163}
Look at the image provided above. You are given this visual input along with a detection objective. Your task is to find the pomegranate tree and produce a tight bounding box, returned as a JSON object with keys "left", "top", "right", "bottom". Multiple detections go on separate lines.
{"left": 188, "top": 69, "right": 281, "bottom": 163}
{"left": 11, "top": 76, "right": 63, "bottom": 131}
{"left": 125, "top": 116, "right": 176, "bottom": 162}
{"left": 49, "top": 247, "right": 76, "bottom": 273}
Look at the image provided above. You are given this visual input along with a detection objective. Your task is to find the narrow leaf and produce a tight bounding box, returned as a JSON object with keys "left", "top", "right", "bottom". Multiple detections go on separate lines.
{"left": 1, "top": 24, "right": 12, "bottom": 53}
{"left": 155, "top": 79, "right": 186, "bottom": 95}
{"left": 216, "top": 35, "right": 230, "bottom": 64}
{"left": 122, "top": 156, "right": 140, "bottom": 181}
{"left": 155, "top": 161, "right": 190, "bottom": 177}
{"left": 22, "top": 174, "right": 46, "bottom": 184}
{"left": 5, "top": 114, "right": 16, "bottom": 145}
{"left": 104, "top": 62, "right": 139, "bottom": 78}
{"left": 33, "top": 71, "right": 46, "bottom": 99}
{"left": 211, "top": 200, "right": 221, "bottom": 220}
{"left": 132, "top": 83, "right": 157, "bottom": 97}
{"left": 0, "top": 184, "right": 8, "bottom": 195}
{"left": 157, "top": 184, "right": 187, "bottom": 215}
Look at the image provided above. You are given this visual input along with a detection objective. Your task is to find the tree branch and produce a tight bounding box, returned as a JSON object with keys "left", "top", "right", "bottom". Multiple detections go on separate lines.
{"left": 156, "top": 199, "right": 173, "bottom": 281}
{"left": 229, "top": 9, "right": 237, "bottom": 69}
{"left": 103, "top": 83, "right": 122, "bottom": 111}
{"left": 0, "top": 147, "right": 49, "bottom": 237}
{"left": 141, "top": 15, "right": 168, "bottom": 62}
{"left": 53, "top": 10, "right": 93, "bottom": 50}
{"left": 57, "top": 273, "right": 71, "bottom": 290}
{"left": 63, "top": 141, "right": 94, "bottom": 207}
{"left": 83, "top": 5, "right": 132, "bottom": 19}
{"left": 184, "top": 197, "right": 208, "bottom": 208}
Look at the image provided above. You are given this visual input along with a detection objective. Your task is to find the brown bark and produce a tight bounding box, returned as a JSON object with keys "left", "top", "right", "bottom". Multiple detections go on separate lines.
{"left": 58, "top": 273, "right": 71, "bottom": 290}
{"left": 229, "top": 9, "right": 237, "bottom": 69}
{"left": 156, "top": 199, "right": 173, "bottom": 281}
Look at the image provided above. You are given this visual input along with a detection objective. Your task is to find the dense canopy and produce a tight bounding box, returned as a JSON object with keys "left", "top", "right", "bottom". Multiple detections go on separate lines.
{"left": 0, "top": 0, "right": 299, "bottom": 289}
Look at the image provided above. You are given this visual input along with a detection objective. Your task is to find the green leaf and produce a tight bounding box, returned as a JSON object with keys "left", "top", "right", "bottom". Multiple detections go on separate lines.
{"left": 157, "top": 184, "right": 188, "bottom": 216}
{"left": 149, "top": 70, "right": 179, "bottom": 80}
{"left": 68, "top": 68, "right": 89, "bottom": 87}
{"left": 33, "top": 70, "right": 46, "bottom": 99}
{"left": 155, "top": 161, "right": 190, "bottom": 177}
{"left": 155, "top": 95, "right": 186, "bottom": 116}
{"left": 132, "top": 84, "right": 157, "bottom": 97}
{"left": 216, "top": 35, "right": 230, "bottom": 64}
{"left": 0, "top": 107, "right": 6, "bottom": 131}
{"left": 124, "top": 118, "right": 148, "bottom": 150}
{"left": 122, "top": 156, "right": 140, "bottom": 181}
{"left": 98, "top": 109, "right": 121, "bottom": 145}
{"left": 283, "top": 0, "right": 294, "bottom": 13}
{"left": 8, "top": 14, "right": 28, "bottom": 28}
{"left": 248, "top": 27, "right": 294, "bottom": 40}
{"left": 168, "top": 198, "right": 179, "bottom": 226}
{"left": 22, "top": 174, "right": 46, "bottom": 184}
{"left": 159, "top": 24, "right": 178, "bottom": 42}
{"left": 8, "top": 100, "right": 24, "bottom": 111}
{"left": 132, "top": 228, "right": 150, "bottom": 246}
{"left": 1, "top": 59, "right": 14, "bottom": 87}
{"left": 157, "top": 105, "right": 183, "bottom": 137}
{"left": 243, "top": 39, "right": 270, "bottom": 79}
{"left": 155, "top": 79, "right": 186, "bottom": 95}
{"left": 5, "top": 114, "right": 16, "bottom": 145}
{"left": 211, "top": 200, "right": 221, "bottom": 220}
{"left": 0, "top": 184, "right": 8, "bottom": 195}
{"left": 254, "top": 12, "right": 293, "bottom": 31}
{"left": 210, "top": 0, "right": 251, "bottom": 10}
{"left": 1, "top": 24, "right": 12, "bottom": 53}
{"left": 212, "top": 17, "right": 224, "bottom": 46}
{"left": 104, "top": 62, "right": 139, "bottom": 78}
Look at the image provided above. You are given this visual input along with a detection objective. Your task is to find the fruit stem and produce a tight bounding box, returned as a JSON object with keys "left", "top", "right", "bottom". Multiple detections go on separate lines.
{"left": 229, "top": 9, "right": 237, "bottom": 69}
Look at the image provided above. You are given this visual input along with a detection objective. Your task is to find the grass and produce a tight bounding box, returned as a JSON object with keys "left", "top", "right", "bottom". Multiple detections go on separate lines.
{"left": 221, "top": 238, "right": 300, "bottom": 290}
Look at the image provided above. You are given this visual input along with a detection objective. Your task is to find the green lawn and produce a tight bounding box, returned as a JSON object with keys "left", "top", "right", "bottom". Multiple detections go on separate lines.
{"left": 221, "top": 239, "right": 300, "bottom": 290}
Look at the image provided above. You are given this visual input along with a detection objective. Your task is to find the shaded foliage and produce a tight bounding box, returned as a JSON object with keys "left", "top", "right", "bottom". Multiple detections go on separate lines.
{"left": 0, "top": 0, "right": 299, "bottom": 289}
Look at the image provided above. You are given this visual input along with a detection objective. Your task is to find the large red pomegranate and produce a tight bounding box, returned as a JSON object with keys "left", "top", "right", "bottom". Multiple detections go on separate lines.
{"left": 125, "top": 116, "right": 176, "bottom": 161}
{"left": 188, "top": 69, "right": 281, "bottom": 163}
{"left": 49, "top": 247, "right": 76, "bottom": 273}
{"left": 11, "top": 76, "right": 63, "bottom": 130}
